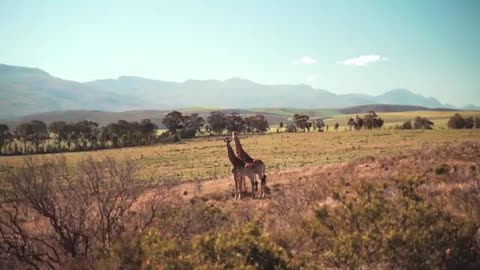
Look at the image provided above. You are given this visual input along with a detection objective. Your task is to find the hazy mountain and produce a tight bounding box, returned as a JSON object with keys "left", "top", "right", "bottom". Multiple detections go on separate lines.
{"left": 463, "top": 104, "right": 480, "bottom": 111}
{"left": 1, "top": 64, "right": 457, "bottom": 118}
{"left": 87, "top": 76, "right": 447, "bottom": 109}
{"left": 0, "top": 64, "right": 143, "bottom": 118}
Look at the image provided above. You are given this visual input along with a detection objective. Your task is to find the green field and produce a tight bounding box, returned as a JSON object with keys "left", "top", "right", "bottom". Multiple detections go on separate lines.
{"left": 323, "top": 110, "right": 480, "bottom": 129}
{"left": 2, "top": 128, "right": 479, "bottom": 183}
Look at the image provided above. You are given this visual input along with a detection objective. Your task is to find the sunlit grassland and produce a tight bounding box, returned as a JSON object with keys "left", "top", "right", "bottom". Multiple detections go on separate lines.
{"left": 324, "top": 110, "right": 480, "bottom": 129}
{"left": 1, "top": 128, "right": 479, "bottom": 183}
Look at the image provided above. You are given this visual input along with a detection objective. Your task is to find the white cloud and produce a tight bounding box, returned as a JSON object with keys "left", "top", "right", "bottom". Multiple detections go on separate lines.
{"left": 339, "top": 55, "right": 389, "bottom": 67}
{"left": 293, "top": 56, "right": 317, "bottom": 65}
{"left": 306, "top": 74, "right": 317, "bottom": 82}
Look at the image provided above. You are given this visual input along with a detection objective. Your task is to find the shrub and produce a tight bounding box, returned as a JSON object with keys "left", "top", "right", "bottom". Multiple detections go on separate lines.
{"left": 436, "top": 164, "right": 450, "bottom": 175}
{"left": 464, "top": 116, "right": 475, "bottom": 129}
{"left": 413, "top": 116, "right": 434, "bottom": 129}
{"left": 191, "top": 223, "right": 289, "bottom": 269}
{"left": 448, "top": 113, "right": 465, "bottom": 129}
{"left": 401, "top": 120, "right": 412, "bottom": 129}
{"left": 310, "top": 180, "right": 478, "bottom": 269}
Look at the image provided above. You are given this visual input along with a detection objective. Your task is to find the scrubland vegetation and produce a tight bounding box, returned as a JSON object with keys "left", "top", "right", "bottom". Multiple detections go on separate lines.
{"left": 1, "top": 110, "right": 480, "bottom": 269}
{"left": 1, "top": 140, "right": 480, "bottom": 269}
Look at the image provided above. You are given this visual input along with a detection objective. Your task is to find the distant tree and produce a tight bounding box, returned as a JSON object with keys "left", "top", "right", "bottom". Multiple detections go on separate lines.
{"left": 347, "top": 118, "right": 356, "bottom": 131}
{"left": 207, "top": 111, "right": 227, "bottom": 135}
{"left": 30, "top": 120, "right": 48, "bottom": 153}
{"left": 286, "top": 123, "right": 297, "bottom": 133}
{"left": 334, "top": 122, "right": 339, "bottom": 131}
{"left": 15, "top": 122, "right": 34, "bottom": 153}
{"left": 245, "top": 114, "right": 269, "bottom": 133}
{"left": 0, "top": 124, "right": 11, "bottom": 154}
{"left": 475, "top": 116, "right": 480, "bottom": 129}
{"left": 447, "top": 113, "right": 465, "bottom": 129}
{"left": 181, "top": 113, "right": 205, "bottom": 138}
{"left": 413, "top": 117, "right": 434, "bottom": 130}
{"left": 225, "top": 113, "right": 245, "bottom": 133}
{"left": 363, "top": 111, "right": 382, "bottom": 129}
{"left": 401, "top": 120, "right": 413, "bottom": 130}
{"left": 279, "top": 121, "right": 284, "bottom": 129}
{"left": 464, "top": 116, "right": 475, "bottom": 129}
{"left": 314, "top": 119, "right": 326, "bottom": 132}
{"left": 140, "top": 119, "right": 158, "bottom": 144}
{"left": 293, "top": 114, "right": 310, "bottom": 132}
{"left": 375, "top": 118, "right": 384, "bottom": 129}
{"left": 49, "top": 121, "right": 69, "bottom": 150}
{"left": 74, "top": 120, "right": 99, "bottom": 149}
{"left": 356, "top": 115, "right": 364, "bottom": 130}
{"left": 162, "top": 111, "right": 184, "bottom": 133}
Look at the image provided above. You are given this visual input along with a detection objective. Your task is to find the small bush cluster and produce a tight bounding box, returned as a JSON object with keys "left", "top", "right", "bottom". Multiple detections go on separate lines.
{"left": 448, "top": 113, "right": 480, "bottom": 129}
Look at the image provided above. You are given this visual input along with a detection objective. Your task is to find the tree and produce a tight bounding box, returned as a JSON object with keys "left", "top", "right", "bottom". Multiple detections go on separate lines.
{"left": 464, "top": 116, "right": 475, "bottom": 129}
{"left": 447, "top": 113, "right": 465, "bottom": 129}
{"left": 314, "top": 119, "right": 326, "bottom": 132}
{"left": 140, "top": 119, "right": 158, "bottom": 144}
{"left": 347, "top": 118, "right": 356, "bottom": 131}
{"left": 334, "top": 122, "right": 339, "bottom": 131}
{"left": 245, "top": 115, "right": 269, "bottom": 133}
{"left": 162, "top": 111, "right": 184, "bottom": 134}
{"left": 286, "top": 123, "right": 297, "bottom": 133}
{"left": 207, "top": 111, "right": 226, "bottom": 135}
{"left": 293, "top": 114, "right": 310, "bottom": 132}
{"left": 225, "top": 113, "right": 245, "bottom": 133}
{"left": 15, "top": 122, "right": 34, "bottom": 153}
{"left": 401, "top": 120, "right": 413, "bottom": 130}
{"left": 181, "top": 114, "right": 205, "bottom": 138}
{"left": 413, "top": 117, "right": 434, "bottom": 130}
{"left": 0, "top": 124, "right": 11, "bottom": 154}
{"left": 49, "top": 121, "right": 69, "bottom": 150}
{"left": 279, "top": 122, "right": 284, "bottom": 129}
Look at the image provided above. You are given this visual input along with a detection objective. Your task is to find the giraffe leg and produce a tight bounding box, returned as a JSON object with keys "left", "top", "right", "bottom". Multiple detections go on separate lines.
{"left": 248, "top": 175, "right": 255, "bottom": 199}
{"left": 237, "top": 174, "right": 243, "bottom": 200}
{"left": 233, "top": 173, "right": 239, "bottom": 200}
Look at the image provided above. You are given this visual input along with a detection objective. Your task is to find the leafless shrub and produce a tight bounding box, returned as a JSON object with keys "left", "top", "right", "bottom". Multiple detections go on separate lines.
{"left": 0, "top": 156, "right": 177, "bottom": 269}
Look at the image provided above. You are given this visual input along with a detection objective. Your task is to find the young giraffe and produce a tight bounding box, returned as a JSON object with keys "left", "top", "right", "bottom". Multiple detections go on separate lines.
{"left": 224, "top": 137, "right": 257, "bottom": 199}
{"left": 231, "top": 132, "right": 268, "bottom": 198}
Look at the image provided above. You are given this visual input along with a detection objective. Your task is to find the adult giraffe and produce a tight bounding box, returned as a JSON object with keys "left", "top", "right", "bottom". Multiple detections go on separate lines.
{"left": 231, "top": 132, "right": 268, "bottom": 198}
{"left": 224, "top": 137, "right": 257, "bottom": 199}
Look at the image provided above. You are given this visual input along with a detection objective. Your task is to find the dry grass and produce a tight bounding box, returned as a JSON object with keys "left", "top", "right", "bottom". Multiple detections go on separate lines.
{"left": 1, "top": 129, "right": 480, "bottom": 183}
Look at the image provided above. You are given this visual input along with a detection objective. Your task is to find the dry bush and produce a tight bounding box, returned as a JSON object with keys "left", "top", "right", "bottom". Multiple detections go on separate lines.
{"left": 0, "top": 156, "right": 177, "bottom": 269}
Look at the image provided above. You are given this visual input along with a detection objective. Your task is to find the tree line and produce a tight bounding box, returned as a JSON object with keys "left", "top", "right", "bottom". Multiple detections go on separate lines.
{"left": 346, "top": 111, "right": 385, "bottom": 131}
{"left": 0, "top": 119, "right": 158, "bottom": 155}
{"left": 0, "top": 111, "right": 271, "bottom": 155}
{"left": 161, "top": 111, "right": 270, "bottom": 138}
{"left": 447, "top": 113, "right": 480, "bottom": 129}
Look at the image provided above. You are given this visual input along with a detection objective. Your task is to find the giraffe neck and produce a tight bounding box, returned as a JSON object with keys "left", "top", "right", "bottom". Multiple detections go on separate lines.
{"left": 233, "top": 136, "right": 254, "bottom": 163}
{"left": 226, "top": 143, "right": 244, "bottom": 167}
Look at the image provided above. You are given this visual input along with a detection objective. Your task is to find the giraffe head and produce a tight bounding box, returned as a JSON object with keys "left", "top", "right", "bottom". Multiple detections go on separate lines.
{"left": 224, "top": 137, "right": 232, "bottom": 144}
{"left": 232, "top": 131, "right": 238, "bottom": 140}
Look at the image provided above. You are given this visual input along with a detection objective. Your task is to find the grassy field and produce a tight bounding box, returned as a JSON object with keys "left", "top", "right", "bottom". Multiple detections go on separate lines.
{"left": 2, "top": 128, "right": 479, "bottom": 183}
{"left": 323, "top": 110, "right": 480, "bottom": 129}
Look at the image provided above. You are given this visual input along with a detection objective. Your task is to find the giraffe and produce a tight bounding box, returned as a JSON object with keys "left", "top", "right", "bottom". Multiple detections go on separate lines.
{"left": 224, "top": 137, "right": 257, "bottom": 199}
{"left": 231, "top": 132, "right": 268, "bottom": 198}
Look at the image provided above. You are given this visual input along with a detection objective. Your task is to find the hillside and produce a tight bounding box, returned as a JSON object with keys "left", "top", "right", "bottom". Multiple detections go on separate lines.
{"left": 0, "top": 64, "right": 456, "bottom": 118}
{"left": 338, "top": 104, "right": 458, "bottom": 114}
{"left": 0, "top": 64, "right": 144, "bottom": 118}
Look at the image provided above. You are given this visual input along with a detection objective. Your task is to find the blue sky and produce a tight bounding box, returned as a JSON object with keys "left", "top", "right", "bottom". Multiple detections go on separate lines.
{"left": 1, "top": 0, "right": 479, "bottom": 106}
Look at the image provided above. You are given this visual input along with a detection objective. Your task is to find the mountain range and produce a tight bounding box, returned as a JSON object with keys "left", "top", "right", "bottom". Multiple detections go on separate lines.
{"left": 0, "top": 64, "right": 465, "bottom": 119}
